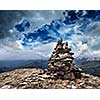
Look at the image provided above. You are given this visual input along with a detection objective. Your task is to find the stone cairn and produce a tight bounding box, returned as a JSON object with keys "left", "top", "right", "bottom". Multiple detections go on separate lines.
{"left": 47, "top": 39, "right": 82, "bottom": 80}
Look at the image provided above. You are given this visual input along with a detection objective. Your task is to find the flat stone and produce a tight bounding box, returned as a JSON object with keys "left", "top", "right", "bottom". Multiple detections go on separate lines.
{"left": 85, "top": 86, "right": 93, "bottom": 89}
{"left": 25, "top": 78, "right": 32, "bottom": 81}
{"left": 97, "top": 86, "right": 100, "bottom": 88}
{"left": 71, "top": 85, "right": 76, "bottom": 89}
{"left": 80, "top": 82, "right": 84, "bottom": 86}
{"left": 40, "top": 74, "right": 50, "bottom": 78}
{"left": 38, "top": 78, "right": 45, "bottom": 81}
{"left": 1, "top": 85, "right": 13, "bottom": 89}
{"left": 85, "top": 74, "right": 90, "bottom": 77}
{"left": 92, "top": 77, "right": 98, "bottom": 80}
{"left": 20, "top": 82, "right": 27, "bottom": 85}
{"left": 67, "top": 85, "right": 71, "bottom": 88}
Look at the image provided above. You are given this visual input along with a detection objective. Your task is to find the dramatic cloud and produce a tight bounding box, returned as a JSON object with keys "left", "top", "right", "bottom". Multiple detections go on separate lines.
{"left": 0, "top": 10, "right": 100, "bottom": 60}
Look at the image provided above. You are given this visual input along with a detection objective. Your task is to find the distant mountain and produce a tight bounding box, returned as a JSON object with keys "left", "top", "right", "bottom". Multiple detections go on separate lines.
{"left": 74, "top": 58, "right": 89, "bottom": 65}
{"left": 0, "top": 58, "right": 100, "bottom": 76}
{"left": 75, "top": 57, "right": 100, "bottom": 65}
{"left": 77, "top": 59, "right": 100, "bottom": 76}
{"left": 0, "top": 60, "right": 48, "bottom": 73}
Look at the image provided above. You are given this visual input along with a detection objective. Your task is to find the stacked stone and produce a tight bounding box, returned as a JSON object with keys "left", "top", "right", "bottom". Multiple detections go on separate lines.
{"left": 48, "top": 39, "right": 81, "bottom": 80}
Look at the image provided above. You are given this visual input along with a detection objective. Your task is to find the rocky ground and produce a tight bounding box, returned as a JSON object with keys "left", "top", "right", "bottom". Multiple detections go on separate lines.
{"left": 0, "top": 68, "right": 100, "bottom": 89}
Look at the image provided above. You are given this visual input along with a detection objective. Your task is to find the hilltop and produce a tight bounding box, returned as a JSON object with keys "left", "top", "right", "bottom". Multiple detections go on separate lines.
{"left": 0, "top": 68, "right": 100, "bottom": 89}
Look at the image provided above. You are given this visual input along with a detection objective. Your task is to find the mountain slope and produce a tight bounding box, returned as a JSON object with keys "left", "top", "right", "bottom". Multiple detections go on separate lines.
{"left": 78, "top": 60, "right": 100, "bottom": 76}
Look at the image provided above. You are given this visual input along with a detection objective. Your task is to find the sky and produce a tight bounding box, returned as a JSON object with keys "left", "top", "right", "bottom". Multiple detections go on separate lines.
{"left": 0, "top": 10, "right": 100, "bottom": 60}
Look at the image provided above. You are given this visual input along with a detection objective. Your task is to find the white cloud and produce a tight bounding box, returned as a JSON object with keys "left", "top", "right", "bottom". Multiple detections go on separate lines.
{"left": 66, "top": 21, "right": 100, "bottom": 59}
{"left": 0, "top": 39, "right": 57, "bottom": 60}
{"left": 1, "top": 11, "right": 100, "bottom": 60}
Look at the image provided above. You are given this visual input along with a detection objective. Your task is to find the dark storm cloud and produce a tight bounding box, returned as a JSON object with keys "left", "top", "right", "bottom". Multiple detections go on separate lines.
{"left": 0, "top": 10, "right": 63, "bottom": 39}
{"left": 0, "top": 10, "right": 29, "bottom": 38}
{"left": 0, "top": 10, "right": 64, "bottom": 60}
